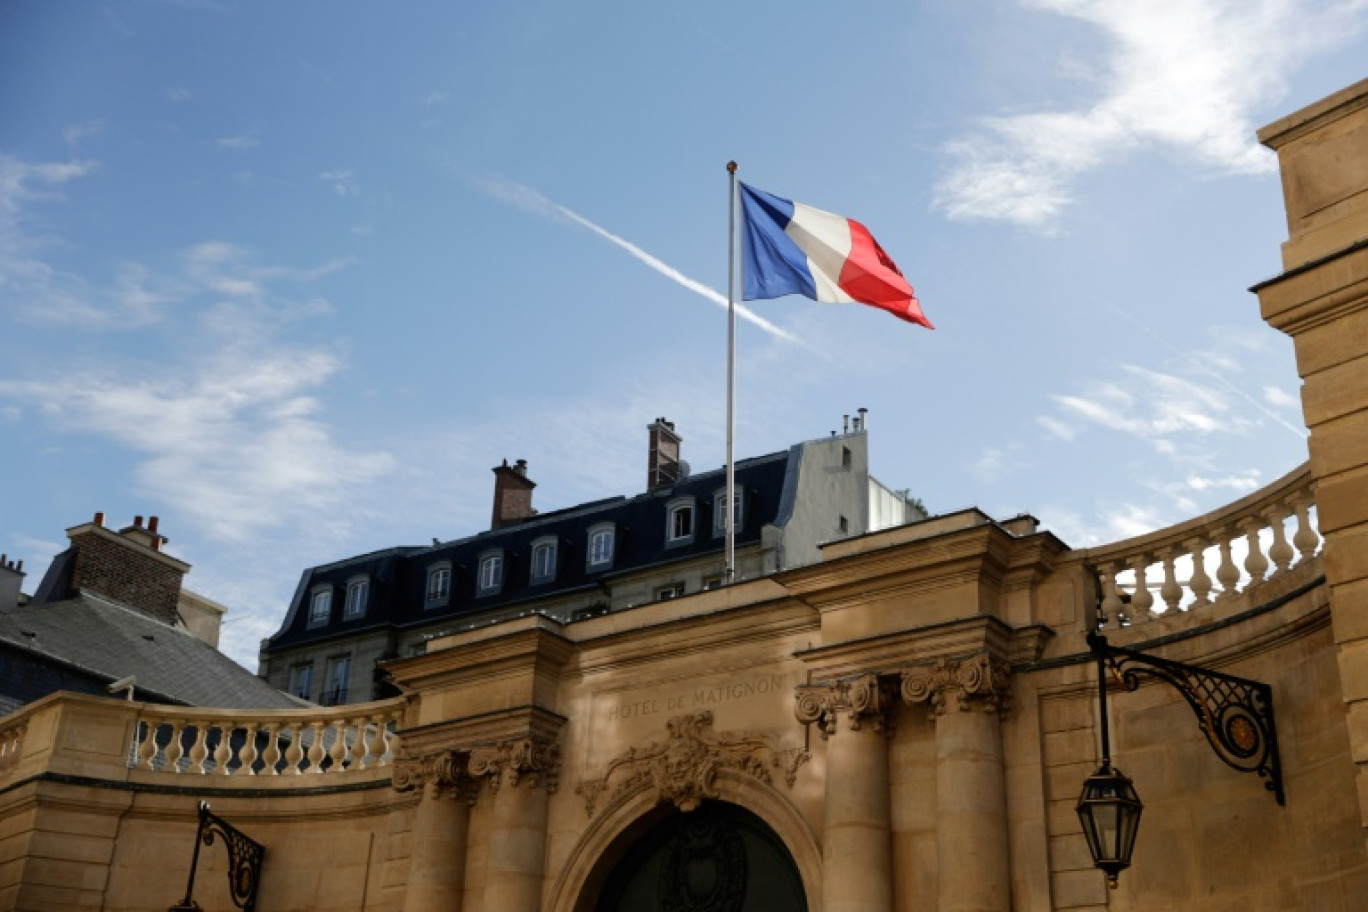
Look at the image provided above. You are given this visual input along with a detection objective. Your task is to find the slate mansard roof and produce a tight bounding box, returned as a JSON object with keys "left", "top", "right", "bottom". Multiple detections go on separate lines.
{"left": 0, "top": 591, "right": 299, "bottom": 711}
{"left": 264, "top": 447, "right": 799, "bottom": 652}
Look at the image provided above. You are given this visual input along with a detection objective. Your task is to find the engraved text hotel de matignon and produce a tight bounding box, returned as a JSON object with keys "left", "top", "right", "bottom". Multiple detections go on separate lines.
{"left": 605, "top": 673, "right": 788, "bottom": 722}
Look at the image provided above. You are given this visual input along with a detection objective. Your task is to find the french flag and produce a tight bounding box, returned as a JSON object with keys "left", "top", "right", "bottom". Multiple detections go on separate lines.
{"left": 739, "top": 182, "right": 932, "bottom": 329}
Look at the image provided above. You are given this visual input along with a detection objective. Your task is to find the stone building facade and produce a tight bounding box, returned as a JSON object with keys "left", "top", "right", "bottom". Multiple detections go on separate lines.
{"left": 3, "top": 79, "right": 1368, "bottom": 912}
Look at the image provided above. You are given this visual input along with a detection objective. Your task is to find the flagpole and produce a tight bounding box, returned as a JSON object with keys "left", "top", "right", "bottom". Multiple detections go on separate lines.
{"left": 725, "top": 160, "right": 738, "bottom": 584}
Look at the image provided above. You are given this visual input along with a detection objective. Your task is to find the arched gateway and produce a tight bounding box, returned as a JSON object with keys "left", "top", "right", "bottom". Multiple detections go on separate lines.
{"left": 590, "top": 801, "right": 807, "bottom": 912}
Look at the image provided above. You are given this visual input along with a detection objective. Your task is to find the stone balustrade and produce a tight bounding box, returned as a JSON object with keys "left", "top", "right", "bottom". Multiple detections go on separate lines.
{"left": 131, "top": 698, "right": 406, "bottom": 776}
{"left": 1080, "top": 463, "right": 1319, "bottom": 629}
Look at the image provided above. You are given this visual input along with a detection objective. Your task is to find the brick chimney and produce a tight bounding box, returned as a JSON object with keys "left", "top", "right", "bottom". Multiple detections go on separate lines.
{"left": 491, "top": 459, "right": 536, "bottom": 529}
{"left": 0, "top": 554, "right": 24, "bottom": 611}
{"left": 65, "top": 512, "right": 189, "bottom": 625}
{"left": 648, "top": 418, "right": 683, "bottom": 491}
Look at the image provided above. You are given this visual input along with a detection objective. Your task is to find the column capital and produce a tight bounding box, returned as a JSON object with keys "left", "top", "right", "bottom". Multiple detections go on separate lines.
{"left": 469, "top": 735, "right": 562, "bottom": 794}
{"left": 393, "top": 748, "right": 472, "bottom": 801}
{"left": 901, "top": 652, "right": 1012, "bottom": 720}
{"left": 794, "top": 672, "right": 896, "bottom": 739}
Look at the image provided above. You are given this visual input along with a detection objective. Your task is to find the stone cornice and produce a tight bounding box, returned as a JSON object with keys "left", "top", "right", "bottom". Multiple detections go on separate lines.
{"left": 792, "top": 615, "right": 1018, "bottom": 680}
{"left": 393, "top": 748, "right": 471, "bottom": 801}
{"left": 385, "top": 625, "right": 576, "bottom": 694}
{"left": 396, "top": 704, "right": 567, "bottom": 760}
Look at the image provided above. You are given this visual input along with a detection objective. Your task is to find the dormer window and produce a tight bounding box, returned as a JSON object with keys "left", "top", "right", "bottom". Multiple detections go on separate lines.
{"left": 344, "top": 577, "right": 369, "bottom": 620}
{"left": 308, "top": 587, "right": 332, "bottom": 627}
{"left": 666, "top": 497, "right": 696, "bottom": 546}
{"left": 425, "top": 562, "right": 452, "bottom": 607}
{"left": 588, "top": 523, "right": 616, "bottom": 570}
{"left": 530, "top": 536, "right": 558, "bottom": 584}
{"left": 477, "top": 550, "right": 504, "bottom": 596}
{"left": 712, "top": 489, "right": 743, "bottom": 537}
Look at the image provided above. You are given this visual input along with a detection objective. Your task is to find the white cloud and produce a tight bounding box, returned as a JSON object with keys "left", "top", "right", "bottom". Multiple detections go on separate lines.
{"left": 936, "top": 0, "right": 1368, "bottom": 228}
{"left": 1036, "top": 414, "right": 1077, "bottom": 441}
{"left": 1264, "top": 385, "right": 1300, "bottom": 409}
{"left": 63, "top": 121, "right": 102, "bottom": 148}
{"left": 166, "top": 87, "right": 191, "bottom": 102}
{"left": 319, "top": 169, "right": 358, "bottom": 196}
{"left": 216, "top": 133, "right": 260, "bottom": 150}
{"left": 421, "top": 89, "right": 446, "bottom": 106}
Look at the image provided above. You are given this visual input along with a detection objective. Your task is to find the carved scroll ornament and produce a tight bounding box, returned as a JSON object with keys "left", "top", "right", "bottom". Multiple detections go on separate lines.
{"left": 793, "top": 672, "right": 895, "bottom": 738}
{"left": 392, "top": 748, "right": 472, "bottom": 801}
{"left": 901, "top": 653, "right": 1011, "bottom": 720}
{"left": 469, "top": 736, "right": 561, "bottom": 794}
{"left": 576, "top": 711, "right": 809, "bottom": 816}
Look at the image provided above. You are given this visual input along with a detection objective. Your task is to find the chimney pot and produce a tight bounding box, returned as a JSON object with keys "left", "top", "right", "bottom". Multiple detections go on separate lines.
{"left": 134, "top": 515, "right": 144, "bottom": 528}
{"left": 148, "top": 516, "right": 160, "bottom": 534}
{"left": 94, "top": 511, "right": 105, "bottom": 526}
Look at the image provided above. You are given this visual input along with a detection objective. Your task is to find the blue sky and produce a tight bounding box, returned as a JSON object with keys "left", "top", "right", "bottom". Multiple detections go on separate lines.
{"left": 2, "top": 0, "right": 1365, "bottom": 669}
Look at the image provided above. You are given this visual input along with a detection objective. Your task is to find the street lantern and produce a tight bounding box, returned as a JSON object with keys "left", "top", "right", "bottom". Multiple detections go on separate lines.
{"left": 1076, "top": 762, "right": 1143, "bottom": 888}
{"left": 1078, "top": 632, "right": 1284, "bottom": 888}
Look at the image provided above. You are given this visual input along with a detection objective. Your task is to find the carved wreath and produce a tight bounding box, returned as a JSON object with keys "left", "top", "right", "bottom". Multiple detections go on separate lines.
{"left": 576, "top": 711, "right": 808, "bottom": 816}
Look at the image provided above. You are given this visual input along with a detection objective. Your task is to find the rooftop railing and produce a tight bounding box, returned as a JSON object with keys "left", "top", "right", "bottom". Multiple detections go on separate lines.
{"left": 1078, "top": 463, "right": 1319, "bottom": 630}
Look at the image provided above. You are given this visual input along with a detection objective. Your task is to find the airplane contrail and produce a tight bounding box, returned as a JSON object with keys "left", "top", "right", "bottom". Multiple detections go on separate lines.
{"left": 477, "top": 176, "right": 802, "bottom": 345}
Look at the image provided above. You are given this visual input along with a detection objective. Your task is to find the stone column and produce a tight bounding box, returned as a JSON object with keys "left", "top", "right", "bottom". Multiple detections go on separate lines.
{"left": 470, "top": 737, "right": 561, "bottom": 912}
{"left": 796, "top": 673, "right": 895, "bottom": 912}
{"left": 393, "top": 750, "right": 472, "bottom": 912}
{"left": 903, "top": 654, "right": 1012, "bottom": 912}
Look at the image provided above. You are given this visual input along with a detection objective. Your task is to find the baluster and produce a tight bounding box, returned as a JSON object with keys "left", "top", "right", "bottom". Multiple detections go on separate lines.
{"left": 1098, "top": 563, "right": 1124, "bottom": 630}
{"left": 239, "top": 722, "right": 259, "bottom": 776}
{"left": 1185, "top": 537, "right": 1213, "bottom": 607}
{"left": 307, "top": 721, "right": 327, "bottom": 774}
{"left": 1293, "top": 496, "right": 1319, "bottom": 560}
{"left": 261, "top": 723, "right": 282, "bottom": 776}
{"left": 1215, "top": 531, "right": 1240, "bottom": 597}
{"left": 1127, "top": 556, "right": 1154, "bottom": 624}
{"left": 214, "top": 723, "right": 234, "bottom": 776}
{"left": 1242, "top": 517, "right": 1270, "bottom": 586}
{"left": 329, "top": 720, "right": 350, "bottom": 770}
{"left": 381, "top": 717, "right": 398, "bottom": 767}
{"left": 188, "top": 724, "right": 210, "bottom": 774}
{"left": 284, "top": 723, "right": 305, "bottom": 775}
{"left": 1159, "top": 548, "right": 1182, "bottom": 615}
{"left": 137, "top": 721, "right": 160, "bottom": 770}
{"left": 1266, "top": 507, "right": 1294, "bottom": 573}
{"left": 163, "top": 722, "right": 186, "bottom": 773}
{"left": 350, "top": 718, "right": 370, "bottom": 770}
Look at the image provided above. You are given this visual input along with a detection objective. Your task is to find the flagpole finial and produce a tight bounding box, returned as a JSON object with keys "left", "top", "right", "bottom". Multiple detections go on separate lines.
{"left": 726, "top": 161, "right": 738, "bottom": 174}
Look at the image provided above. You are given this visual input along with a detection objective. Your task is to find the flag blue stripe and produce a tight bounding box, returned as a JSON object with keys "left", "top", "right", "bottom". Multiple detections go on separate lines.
{"left": 739, "top": 182, "right": 817, "bottom": 302}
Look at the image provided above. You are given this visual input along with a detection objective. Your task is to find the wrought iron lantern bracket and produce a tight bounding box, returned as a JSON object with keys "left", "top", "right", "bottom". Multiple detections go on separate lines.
{"left": 169, "top": 801, "right": 266, "bottom": 912}
{"left": 1086, "top": 633, "right": 1284, "bottom": 806}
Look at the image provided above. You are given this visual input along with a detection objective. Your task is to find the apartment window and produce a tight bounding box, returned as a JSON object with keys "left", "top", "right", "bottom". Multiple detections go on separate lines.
{"left": 343, "top": 577, "right": 369, "bottom": 619}
{"left": 588, "top": 523, "right": 616, "bottom": 570}
{"left": 703, "top": 577, "right": 723, "bottom": 591}
{"left": 288, "top": 664, "right": 313, "bottom": 700}
{"left": 307, "top": 588, "right": 332, "bottom": 627}
{"left": 666, "top": 497, "right": 696, "bottom": 546}
{"left": 656, "top": 582, "right": 685, "bottom": 601}
{"left": 839, "top": 515, "right": 849, "bottom": 534}
{"left": 842, "top": 445, "right": 852, "bottom": 469}
{"left": 426, "top": 563, "right": 452, "bottom": 607}
{"left": 322, "top": 655, "right": 351, "bottom": 706}
{"left": 477, "top": 551, "right": 504, "bottom": 596}
{"left": 530, "top": 537, "right": 558, "bottom": 584}
{"left": 712, "top": 490, "right": 743, "bottom": 536}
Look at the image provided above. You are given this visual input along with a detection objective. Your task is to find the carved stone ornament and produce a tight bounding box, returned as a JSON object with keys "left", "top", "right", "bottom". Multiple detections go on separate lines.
{"left": 901, "top": 652, "right": 1012, "bottom": 720}
{"left": 576, "top": 711, "right": 809, "bottom": 817}
{"left": 468, "top": 736, "right": 561, "bottom": 795}
{"left": 392, "top": 749, "right": 471, "bottom": 801}
{"left": 793, "top": 672, "right": 896, "bottom": 738}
